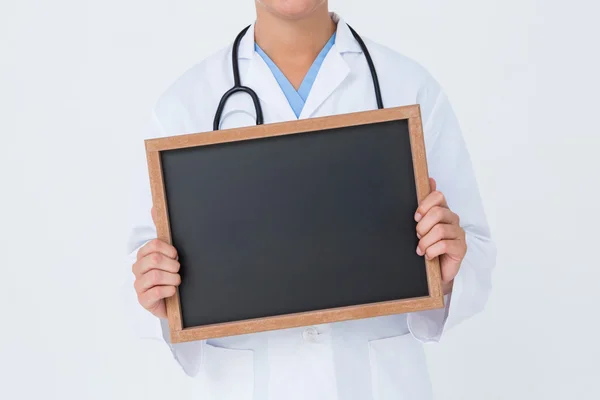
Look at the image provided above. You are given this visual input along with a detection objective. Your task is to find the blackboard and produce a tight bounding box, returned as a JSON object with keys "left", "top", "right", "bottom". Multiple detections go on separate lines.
{"left": 145, "top": 105, "right": 444, "bottom": 343}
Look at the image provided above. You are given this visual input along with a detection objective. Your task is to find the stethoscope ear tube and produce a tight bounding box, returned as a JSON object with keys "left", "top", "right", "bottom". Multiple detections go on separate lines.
{"left": 213, "top": 25, "right": 265, "bottom": 131}
{"left": 347, "top": 25, "right": 384, "bottom": 110}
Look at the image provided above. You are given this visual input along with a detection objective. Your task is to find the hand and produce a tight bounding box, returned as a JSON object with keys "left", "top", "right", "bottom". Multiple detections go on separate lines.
{"left": 415, "top": 178, "right": 467, "bottom": 295}
{"left": 132, "top": 207, "right": 181, "bottom": 319}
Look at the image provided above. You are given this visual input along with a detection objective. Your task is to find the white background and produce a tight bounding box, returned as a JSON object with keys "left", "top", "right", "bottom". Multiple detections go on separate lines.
{"left": 1, "top": 0, "right": 599, "bottom": 399}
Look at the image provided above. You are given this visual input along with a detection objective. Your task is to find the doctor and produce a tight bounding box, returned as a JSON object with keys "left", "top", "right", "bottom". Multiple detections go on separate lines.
{"left": 125, "top": 1, "right": 496, "bottom": 399}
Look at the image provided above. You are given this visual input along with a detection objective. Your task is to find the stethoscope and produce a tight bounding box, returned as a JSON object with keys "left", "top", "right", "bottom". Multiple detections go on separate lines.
{"left": 213, "top": 25, "right": 384, "bottom": 131}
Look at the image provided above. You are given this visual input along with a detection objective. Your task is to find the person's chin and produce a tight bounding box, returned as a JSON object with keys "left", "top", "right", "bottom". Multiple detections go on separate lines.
{"left": 271, "top": 8, "right": 318, "bottom": 20}
{"left": 265, "top": 1, "right": 324, "bottom": 20}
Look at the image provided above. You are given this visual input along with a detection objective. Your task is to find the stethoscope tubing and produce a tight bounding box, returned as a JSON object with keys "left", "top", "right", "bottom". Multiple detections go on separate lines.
{"left": 213, "top": 24, "right": 383, "bottom": 131}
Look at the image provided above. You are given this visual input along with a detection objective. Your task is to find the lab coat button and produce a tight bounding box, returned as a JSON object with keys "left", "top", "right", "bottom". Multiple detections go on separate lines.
{"left": 302, "top": 327, "right": 319, "bottom": 342}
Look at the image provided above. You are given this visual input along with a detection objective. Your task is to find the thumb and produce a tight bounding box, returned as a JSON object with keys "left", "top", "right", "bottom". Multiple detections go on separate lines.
{"left": 429, "top": 177, "right": 437, "bottom": 192}
{"left": 151, "top": 206, "right": 157, "bottom": 227}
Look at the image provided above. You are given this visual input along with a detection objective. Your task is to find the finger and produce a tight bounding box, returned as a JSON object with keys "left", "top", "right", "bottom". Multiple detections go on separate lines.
{"left": 138, "top": 286, "right": 176, "bottom": 311}
{"left": 417, "top": 224, "right": 463, "bottom": 256}
{"left": 416, "top": 206, "right": 460, "bottom": 238}
{"left": 134, "top": 252, "right": 180, "bottom": 276}
{"left": 415, "top": 190, "right": 448, "bottom": 222}
{"left": 133, "top": 252, "right": 180, "bottom": 277}
{"left": 134, "top": 270, "right": 181, "bottom": 294}
{"left": 422, "top": 239, "right": 461, "bottom": 261}
{"left": 151, "top": 206, "right": 157, "bottom": 227}
{"left": 429, "top": 177, "right": 437, "bottom": 192}
{"left": 136, "top": 238, "right": 177, "bottom": 262}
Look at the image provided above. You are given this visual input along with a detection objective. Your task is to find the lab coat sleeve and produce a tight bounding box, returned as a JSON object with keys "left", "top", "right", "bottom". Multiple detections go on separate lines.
{"left": 407, "top": 80, "right": 497, "bottom": 343}
{"left": 120, "top": 111, "right": 204, "bottom": 376}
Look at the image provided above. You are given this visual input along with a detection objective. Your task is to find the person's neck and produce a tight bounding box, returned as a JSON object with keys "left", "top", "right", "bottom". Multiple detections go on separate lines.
{"left": 254, "top": 5, "right": 336, "bottom": 89}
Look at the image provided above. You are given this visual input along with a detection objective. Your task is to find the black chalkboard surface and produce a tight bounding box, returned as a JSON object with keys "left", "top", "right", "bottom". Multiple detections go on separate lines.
{"left": 145, "top": 106, "right": 443, "bottom": 343}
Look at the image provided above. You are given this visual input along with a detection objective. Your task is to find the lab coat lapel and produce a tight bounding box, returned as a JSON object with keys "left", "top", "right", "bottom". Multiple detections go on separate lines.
{"left": 237, "top": 23, "right": 297, "bottom": 122}
{"left": 243, "top": 51, "right": 298, "bottom": 122}
{"left": 298, "top": 48, "right": 350, "bottom": 119}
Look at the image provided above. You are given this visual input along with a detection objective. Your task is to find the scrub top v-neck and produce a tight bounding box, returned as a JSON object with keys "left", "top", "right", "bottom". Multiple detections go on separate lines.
{"left": 254, "top": 32, "right": 337, "bottom": 118}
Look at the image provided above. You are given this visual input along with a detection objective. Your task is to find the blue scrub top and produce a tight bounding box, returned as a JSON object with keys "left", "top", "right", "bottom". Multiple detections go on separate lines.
{"left": 255, "top": 32, "right": 337, "bottom": 118}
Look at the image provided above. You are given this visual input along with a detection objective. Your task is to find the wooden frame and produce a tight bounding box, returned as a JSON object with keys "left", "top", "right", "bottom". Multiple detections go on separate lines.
{"left": 145, "top": 104, "right": 444, "bottom": 343}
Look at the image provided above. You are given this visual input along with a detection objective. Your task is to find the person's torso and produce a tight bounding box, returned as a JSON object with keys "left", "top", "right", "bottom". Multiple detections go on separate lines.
{"left": 152, "top": 20, "right": 438, "bottom": 400}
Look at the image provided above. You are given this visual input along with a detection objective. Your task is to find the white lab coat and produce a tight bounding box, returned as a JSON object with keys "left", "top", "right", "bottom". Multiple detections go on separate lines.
{"left": 123, "top": 12, "right": 496, "bottom": 400}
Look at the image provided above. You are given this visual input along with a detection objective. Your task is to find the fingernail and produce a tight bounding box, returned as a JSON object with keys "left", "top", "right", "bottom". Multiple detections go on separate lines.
{"left": 416, "top": 246, "right": 423, "bottom": 256}
{"left": 415, "top": 213, "right": 422, "bottom": 222}
{"left": 417, "top": 232, "right": 421, "bottom": 239}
